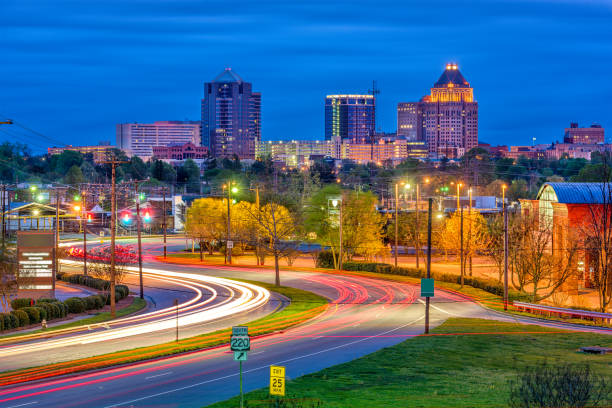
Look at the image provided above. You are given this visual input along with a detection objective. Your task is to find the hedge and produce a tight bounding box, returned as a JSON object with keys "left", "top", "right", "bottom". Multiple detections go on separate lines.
{"left": 10, "top": 298, "right": 33, "bottom": 310}
{"left": 10, "top": 309, "right": 29, "bottom": 327}
{"left": 21, "top": 307, "right": 43, "bottom": 324}
{"left": 64, "top": 297, "right": 86, "bottom": 314}
{"left": 341, "top": 261, "right": 526, "bottom": 300}
{"left": 316, "top": 251, "right": 336, "bottom": 268}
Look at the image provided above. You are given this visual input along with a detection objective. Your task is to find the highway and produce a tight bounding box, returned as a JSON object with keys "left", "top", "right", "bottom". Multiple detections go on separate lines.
{"left": 0, "top": 238, "right": 610, "bottom": 408}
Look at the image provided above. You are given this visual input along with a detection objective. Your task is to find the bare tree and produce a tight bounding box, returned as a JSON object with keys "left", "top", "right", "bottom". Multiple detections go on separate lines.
{"left": 0, "top": 251, "right": 17, "bottom": 312}
{"left": 511, "top": 212, "right": 578, "bottom": 302}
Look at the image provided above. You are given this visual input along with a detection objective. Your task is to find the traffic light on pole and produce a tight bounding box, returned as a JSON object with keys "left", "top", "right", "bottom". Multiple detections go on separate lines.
{"left": 144, "top": 211, "right": 151, "bottom": 222}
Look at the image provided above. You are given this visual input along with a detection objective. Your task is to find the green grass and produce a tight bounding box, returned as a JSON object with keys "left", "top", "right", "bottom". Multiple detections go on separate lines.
{"left": 207, "top": 318, "right": 612, "bottom": 408}
{"left": 0, "top": 281, "right": 328, "bottom": 385}
{"left": 0, "top": 297, "right": 147, "bottom": 340}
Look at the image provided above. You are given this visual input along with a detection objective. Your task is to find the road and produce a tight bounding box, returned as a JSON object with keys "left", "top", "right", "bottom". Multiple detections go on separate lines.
{"left": 0, "top": 238, "right": 610, "bottom": 408}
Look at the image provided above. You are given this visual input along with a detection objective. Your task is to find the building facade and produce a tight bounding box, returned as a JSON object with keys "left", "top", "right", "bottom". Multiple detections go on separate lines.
{"left": 397, "top": 102, "right": 421, "bottom": 141}
{"left": 151, "top": 142, "right": 209, "bottom": 161}
{"left": 116, "top": 121, "right": 200, "bottom": 160}
{"left": 564, "top": 123, "right": 604, "bottom": 144}
{"left": 398, "top": 63, "right": 478, "bottom": 158}
{"left": 325, "top": 95, "right": 375, "bottom": 143}
{"left": 201, "top": 68, "right": 261, "bottom": 159}
{"left": 47, "top": 142, "right": 113, "bottom": 163}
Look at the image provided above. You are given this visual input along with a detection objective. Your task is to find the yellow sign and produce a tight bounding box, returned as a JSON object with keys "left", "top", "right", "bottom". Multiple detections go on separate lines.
{"left": 269, "top": 365, "right": 285, "bottom": 396}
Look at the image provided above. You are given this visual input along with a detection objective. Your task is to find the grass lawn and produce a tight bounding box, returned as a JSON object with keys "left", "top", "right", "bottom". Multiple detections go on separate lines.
{"left": 207, "top": 318, "right": 612, "bottom": 408}
{"left": 0, "top": 281, "right": 328, "bottom": 386}
{"left": 0, "top": 297, "right": 147, "bottom": 341}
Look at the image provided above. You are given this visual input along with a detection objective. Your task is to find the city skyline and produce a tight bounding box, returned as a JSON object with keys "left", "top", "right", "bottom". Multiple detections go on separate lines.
{"left": 1, "top": 0, "right": 611, "bottom": 152}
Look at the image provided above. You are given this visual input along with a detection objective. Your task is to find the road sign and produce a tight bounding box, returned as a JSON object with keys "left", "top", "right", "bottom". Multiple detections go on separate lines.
{"left": 421, "top": 278, "right": 434, "bottom": 297}
{"left": 227, "top": 240, "right": 234, "bottom": 249}
{"left": 234, "top": 351, "right": 248, "bottom": 361}
{"left": 231, "top": 326, "right": 250, "bottom": 351}
{"left": 269, "top": 365, "right": 286, "bottom": 396}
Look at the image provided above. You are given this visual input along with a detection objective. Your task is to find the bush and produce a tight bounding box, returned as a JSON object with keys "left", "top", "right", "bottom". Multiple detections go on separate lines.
{"left": 83, "top": 295, "right": 105, "bottom": 310}
{"left": 37, "top": 298, "right": 58, "bottom": 304}
{"left": 64, "top": 297, "right": 86, "bottom": 314}
{"left": 4, "top": 312, "right": 18, "bottom": 329}
{"left": 11, "top": 309, "right": 29, "bottom": 327}
{"left": 116, "top": 285, "right": 130, "bottom": 300}
{"left": 316, "top": 251, "right": 336, "bottom": 268}
{"left": 10, "top": 298, "right": 33, "bottom": 310}
{"left": 36, "top": 302, "right": 55, "bottom": 319}
{"left": 21, "top": 307, "right": 41, "bottom": 324}
{"left": 56, "top": 302, "right": 67, "bottom": 318}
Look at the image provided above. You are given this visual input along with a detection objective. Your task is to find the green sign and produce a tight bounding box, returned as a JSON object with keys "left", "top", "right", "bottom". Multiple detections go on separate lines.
{"left": 234, "top": 351, "right": 248, "bottom": 361}
{"left": 421, "top": 278, "right": 434, "bottom": 297}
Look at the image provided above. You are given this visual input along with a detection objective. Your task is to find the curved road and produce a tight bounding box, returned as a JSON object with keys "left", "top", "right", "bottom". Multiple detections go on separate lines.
{"left": 0, "top": 238, "right": 610, "bottom": 408}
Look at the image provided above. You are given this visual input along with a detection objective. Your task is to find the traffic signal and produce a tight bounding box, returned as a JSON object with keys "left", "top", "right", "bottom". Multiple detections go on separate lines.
{"left": 143, "top": 211, "right": 151, "bottom": 222}
{"left": 122, "top": 213, "right": 131, "bottom": 224}
{"left": 87, "top": 213, "right": 92, "bottom": 223}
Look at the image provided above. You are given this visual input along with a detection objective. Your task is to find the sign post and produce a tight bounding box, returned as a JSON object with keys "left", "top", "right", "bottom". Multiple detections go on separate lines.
{"left": 231, "top": 326, "right": 250, "bottom": 408}
{"left": 270, "top": 365, "right": 286, "bottom": 398}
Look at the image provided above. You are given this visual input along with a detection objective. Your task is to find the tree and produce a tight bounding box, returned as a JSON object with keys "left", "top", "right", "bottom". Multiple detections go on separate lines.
{"left": 182, "top": 159, "right": 201, "bottom": 193}
{"left": 244, "top": 198, "right": 298, "bottom": 286}
{"left": 63, "top": 165, "right": 84, "bottom": 185}
{"left": 511, "top": 213, "right": 578, "bottom": 302}
{"left": 0, "top": 250, "right": 17, "bottom": 312}
{"left": 184, "top": 198, "right": 226, "bottom": 260}
{"left": 438, "top": 210, "right": 490, "bottom": 266}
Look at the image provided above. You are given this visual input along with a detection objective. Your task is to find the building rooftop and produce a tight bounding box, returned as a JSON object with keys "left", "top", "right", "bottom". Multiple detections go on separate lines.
{"left": 433, "top": 63, "right": 470, "bottom": 88}
{"left": 213, "top": 67, "right": 243, "bottom": 83}
{"left": 537, "top": 182, "right": 612, "bottom": 204}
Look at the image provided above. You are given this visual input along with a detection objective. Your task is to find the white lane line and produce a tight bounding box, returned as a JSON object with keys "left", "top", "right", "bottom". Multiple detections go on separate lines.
{"left": 250, "top": 351, "right": 265, "bottom": 355}
{"left": 7, "top": 401, "right": 38, "bottom": 408}
{"left": 417, "top": 299, "right": 461, "bottom": 317}
{"left": 103, "top": 315, "right": 424, "bottom": 408}
{"left": 145, "top": 372, "right": 173, "bottom": 380}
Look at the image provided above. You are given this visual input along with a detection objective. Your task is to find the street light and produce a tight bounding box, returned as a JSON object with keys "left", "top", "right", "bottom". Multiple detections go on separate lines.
{"left": 328, "top": 196, "right": 343, "bottom": 270}
{"left": 223, "top": 182, "right": 238, "bottom": 264}
{"left": 502, "top": 184, "right": 507, "bottom": 210}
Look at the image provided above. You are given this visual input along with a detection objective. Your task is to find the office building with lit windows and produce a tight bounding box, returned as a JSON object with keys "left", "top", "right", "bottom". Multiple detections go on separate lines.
{"left": 564, "top": 123, "right": 604, "bottom": 144}
{"left": 398, "top": 63, "right": 478, "bottom": 158}
{"left": 201, "top": 68, "right": 261, "bottom": 159}
{"left": 325, "top": 94, "right": 375, "bottom": 143}
{"left": 397, "top": 102, "right": 421, "bottom": 141}
{"left": 116, "top": 121, "right": 201, "bottom": 160}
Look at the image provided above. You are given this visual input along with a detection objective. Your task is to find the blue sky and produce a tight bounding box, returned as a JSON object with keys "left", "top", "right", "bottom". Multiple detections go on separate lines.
{"left": 1, "top": 0, "right": 611, "bottom": 152}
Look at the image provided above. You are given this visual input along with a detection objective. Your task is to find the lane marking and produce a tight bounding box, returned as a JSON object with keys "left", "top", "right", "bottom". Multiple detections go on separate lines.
{"left": 7, "top": 401, "right": 38, "bottom": 408}
{"left": 417, "top": 299, "right": 461, "bottom": 317}
{"left": 103, "top": 315, "right": 424, "bottom": 408}
{"left": 145, "top": 372, "right": 173, "bottom": 380}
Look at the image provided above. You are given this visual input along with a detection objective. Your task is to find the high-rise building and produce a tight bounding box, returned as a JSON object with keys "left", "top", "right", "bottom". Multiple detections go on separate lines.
{"left": 201, "top": 68, "right": 261, "bottom": 159}
{"left": 325, "top": 94, "right": 375, "bottom": 143}
{"left": 564, "top": 123, "right": 604, "bottom": 144}
{"left": 116, "top": 121, "right": 201, "bottom": 159}
{"left": 398, "top": 63, "right": 478, "bottom": 158}
{"left": 397, "top": 102, "right": 421, "bottom": 141}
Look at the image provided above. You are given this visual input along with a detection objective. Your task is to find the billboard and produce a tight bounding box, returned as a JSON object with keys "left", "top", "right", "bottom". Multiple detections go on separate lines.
{"left": 17, "top": 231, "right": 55, "bottom": 299}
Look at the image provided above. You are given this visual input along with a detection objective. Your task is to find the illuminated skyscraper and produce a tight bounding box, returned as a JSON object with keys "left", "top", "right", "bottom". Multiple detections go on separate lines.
{"left": 201, "top": 68, "right": 261, "bottom": 159}
{"left": 398, "top": 63, "right": 478, "bottom": 158}
{"left": 325, "top": 94, "right": 375, "bottom": 143}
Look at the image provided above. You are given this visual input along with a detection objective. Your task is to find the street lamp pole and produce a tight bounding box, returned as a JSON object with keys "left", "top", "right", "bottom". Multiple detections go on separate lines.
{"left": 394, "top": 182, "right": 399, "bottom": 267}
{"left": 135, "top": 181, "right": 144, "bottom": 299}
{"left": 82, "top": 190, "right": 87, "bottom": 276}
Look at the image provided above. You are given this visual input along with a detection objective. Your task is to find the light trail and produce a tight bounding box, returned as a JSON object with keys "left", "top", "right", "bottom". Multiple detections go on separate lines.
{"left": 0, "top": 262, "right": 270, "bottom": 357}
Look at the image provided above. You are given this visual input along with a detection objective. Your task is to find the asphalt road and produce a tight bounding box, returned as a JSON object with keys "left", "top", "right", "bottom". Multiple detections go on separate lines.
{"left": 0, "top": 238, "right": 610, "bottom": 408}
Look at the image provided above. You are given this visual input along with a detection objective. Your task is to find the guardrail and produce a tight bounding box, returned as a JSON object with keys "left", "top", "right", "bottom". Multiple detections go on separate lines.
{"left": 513, "top": 301, "right": 611, "bottom": 324}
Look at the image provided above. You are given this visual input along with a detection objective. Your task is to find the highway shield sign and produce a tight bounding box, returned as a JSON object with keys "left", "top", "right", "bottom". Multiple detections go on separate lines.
{"left": 270, "top": 365, "right": 286, "bottom": 396}
{"left": 231, "top": 335, "right": 251, "bottom": 351}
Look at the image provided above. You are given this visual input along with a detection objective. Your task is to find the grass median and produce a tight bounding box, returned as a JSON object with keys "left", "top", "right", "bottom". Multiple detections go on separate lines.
{"left": 207, "top": 317, "right": 612, "bottom": 408}
{"left": 0, "top": 281, "right": 328, "bottom": 387}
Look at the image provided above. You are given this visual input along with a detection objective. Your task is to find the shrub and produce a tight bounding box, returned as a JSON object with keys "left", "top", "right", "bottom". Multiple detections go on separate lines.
{"left": 83, "top": 295, "right": 103, "bottom": 310}
{"left": 21, "top": 307, "right": 41, "bottom": 324}
{"left": 10, "top": 298, "right": 33, "bottom": 310}
{"left": 55, "top": 302, "right": 67, "bottom": 318}
{"left": 0, "top": 314, "right": 4, "bottom": 331}
{"left": 37, "top": 298, "right": 58, "bottom": 304}
{"left": 316, "top": 251, "right": 336, "bottom": 268}
{"left": 5, "top": 312, "right": 18, "bottom": 329}
{"left": 36, "top": 302, "right": 55, "bottom": 319}
{"left": 64, "top": 297, "right": 86, "bottom": 314}
{"left": 36, "top": 306, "right": 47, "bottom": 321}
{"left": 11, "top": 309, "right": 29, "bottom": 327}
{"left": 116, "top": 285, "right": 130, "bottom": 300}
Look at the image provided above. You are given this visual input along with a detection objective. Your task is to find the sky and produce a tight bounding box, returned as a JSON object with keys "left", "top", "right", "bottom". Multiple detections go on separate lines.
{"left": 1, "top": 0, "right": 611, "bottom": 153}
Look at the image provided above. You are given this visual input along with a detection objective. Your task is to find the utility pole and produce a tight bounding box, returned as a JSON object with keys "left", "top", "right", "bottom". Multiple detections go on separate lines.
{"left": 415, "top": 183, "right": 420, "bottom": 269}
{"left": 1, "top": 185, "right": 5, "bottom": 248}
{"left": 339, "top": 197, "right": 343, "bottom": 271}
{"left": 394, "top": 182, "right": 399, "bottom": 267}
{"left": 55, "top": 189, "right": 60, "bottom": 286}
{"left": 255, "top": 186, "right": 261, "bottom": 266}
{"left": 82, "top": 190, "right": 87, "bottom": 276}
{"left": 468, "top": 188, "right": 472, "bottom": 277}
{"left": 425, "top": 198, "right": 433, "bottom": 334}
{"left": 100, "top": 158, "right": 127, "bottom": 318}
{"left": 162, "top": 187, "right": 167, "bottom": 259}
{"left": 135, "top": 181, "right": 144, "bottom": 299}
{"left": 503, "top": 204, "right": 509, "bottom": 310}
{"left": 226, "top": 183, "right": 232, "bottom": 265}
{"left": 460, "top": 205, "right": 464, "bottom": 288}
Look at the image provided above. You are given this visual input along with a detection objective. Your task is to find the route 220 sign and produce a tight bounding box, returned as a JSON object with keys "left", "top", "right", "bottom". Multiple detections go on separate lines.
{"left": 231, "top": 326, "right": 250, "bottom": 351}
